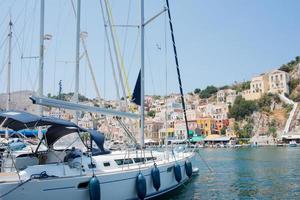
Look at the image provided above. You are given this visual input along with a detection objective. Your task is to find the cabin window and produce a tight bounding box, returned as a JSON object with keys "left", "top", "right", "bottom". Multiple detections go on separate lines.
{"left": 146, "top": 157, "right": 157, "bottom": 161}
{"left": 115, "top": 159, "right": 133, "bottom": 166}
{"left": 133, "top": 158, "right": 145, "bottom": 163}
{"left": 103, "top": 162, "right": 110, "bottom": 167}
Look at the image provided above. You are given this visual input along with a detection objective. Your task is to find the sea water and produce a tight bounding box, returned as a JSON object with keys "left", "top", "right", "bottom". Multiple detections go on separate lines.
{"left": 162, "top": 147, "right": 300, "bottom": 199}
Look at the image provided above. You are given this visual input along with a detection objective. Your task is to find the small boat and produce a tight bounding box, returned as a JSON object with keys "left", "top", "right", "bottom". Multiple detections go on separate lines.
{"left": 289, "top": 140, "right": 298, "bottom": 147}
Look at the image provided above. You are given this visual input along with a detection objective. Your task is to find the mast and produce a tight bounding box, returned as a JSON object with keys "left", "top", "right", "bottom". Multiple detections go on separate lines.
{"left": 140, "top": 0, "right": 145, "bottom": 147}
{"left": 38, "top": 0, "right": 45, "bottom": 116}
{"left": 74, "top": 0, "right": 81, "bottom": 124}
{"left": 6, "top": 19, "right": 12, "bottom": 111}
{"left": 5, "top": 18, "right": 13, "bottom": 139}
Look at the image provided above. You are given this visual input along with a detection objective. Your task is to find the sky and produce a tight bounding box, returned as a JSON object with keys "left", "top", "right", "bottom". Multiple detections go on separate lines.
{"left": 0, "top": 0, "right": 300, "bottom": 100}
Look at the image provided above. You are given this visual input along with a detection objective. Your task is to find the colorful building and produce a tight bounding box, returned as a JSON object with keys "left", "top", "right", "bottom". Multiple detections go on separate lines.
{"left": 196, "top": 117, "right": 216, "bottom": 136}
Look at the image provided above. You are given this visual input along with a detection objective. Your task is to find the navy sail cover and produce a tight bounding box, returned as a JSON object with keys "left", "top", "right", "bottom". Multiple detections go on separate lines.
{"left": 131, "top": 69, "right": 141, "bottom": 106}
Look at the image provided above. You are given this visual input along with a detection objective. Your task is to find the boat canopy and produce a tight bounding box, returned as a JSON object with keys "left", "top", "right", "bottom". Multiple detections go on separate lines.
{"left": 45, "top": 125, "right": 85, "bottom": 147}
{"left": 0, "top": 111, "right": 42, "bottom": 130}
{"left": 0, "top": 111, "right": 110, "bottom": 154}
{"left": 0, "top": 111, "right": 79, "bottom": 131}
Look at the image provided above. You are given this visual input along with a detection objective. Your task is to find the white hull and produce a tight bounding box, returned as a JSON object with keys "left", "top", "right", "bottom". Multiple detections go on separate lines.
{"left": 0, "top": 153, "right": 196, "bottom": 200}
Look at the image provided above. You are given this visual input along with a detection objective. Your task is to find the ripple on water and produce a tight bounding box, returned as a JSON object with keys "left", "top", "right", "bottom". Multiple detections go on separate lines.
{"left": 163, "top": 147, "right": 300, "bottom": 200}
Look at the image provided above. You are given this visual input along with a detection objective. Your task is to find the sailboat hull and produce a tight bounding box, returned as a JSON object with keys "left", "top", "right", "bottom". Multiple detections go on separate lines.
{"left": 0, "top": 155, "right": 196, "bottom": 200}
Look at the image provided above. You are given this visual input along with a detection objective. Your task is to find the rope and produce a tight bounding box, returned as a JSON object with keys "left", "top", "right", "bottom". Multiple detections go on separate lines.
{"left": 196, "top": 151, "right": 213, "bottom": 173}
{"left": 0, "top": 171, "right": 56, "bottom": 199}
{"left": 165, "top": 0, "right": 190, "bottom": 141}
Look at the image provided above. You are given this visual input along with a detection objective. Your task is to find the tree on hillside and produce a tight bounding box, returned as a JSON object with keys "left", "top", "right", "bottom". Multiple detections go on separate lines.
{"left": 229, "top": 96, "right": 257, "bottom": 120}
{"left": 268, "top": 119, "right": 277, "bottom": 138}
{"left": 194, "top": 88, "right": 201, "bottom": 94}
{"left": 289, "top": 78, "right": 300, "bottom": 91}
{"left": 219, "top": 85, "right": 229, "bottom": 90}
{"left": 199, "top": 85, "right": 218, "bottom": 99}
{"left": 257, "top": 94, "right": 272, "bottom": 113}
{"left": 233, "top": 122, "right": 241, "bottom": 137}
{"left": 147, "top": 110, "right": 156, "bottom": 118}
{"left": 232, "top": 81, "right": 250, "bottom": 92}
{"left": 279, "top": 56, "right": 300, "bottom": 73}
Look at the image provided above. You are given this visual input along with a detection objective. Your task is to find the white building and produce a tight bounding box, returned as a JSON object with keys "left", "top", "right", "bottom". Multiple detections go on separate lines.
{"left": 268, "top": 69, "right": 290, "bottom": 95}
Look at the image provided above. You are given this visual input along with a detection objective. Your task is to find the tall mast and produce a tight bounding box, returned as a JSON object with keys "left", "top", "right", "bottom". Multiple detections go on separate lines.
{"left": 38, "top": 0, "right": 45, "bottom": 116}
{"left": 6, "top": 19, "right": 12, "bottom": 111}
{"left": 5, "top": 18, "right": 13, "bottom": 139}
{"left": 140, "top": 0, "right": 145, "bottom": 147}
{"left": 74, "top": 0, "right": 81, "bottom": 124}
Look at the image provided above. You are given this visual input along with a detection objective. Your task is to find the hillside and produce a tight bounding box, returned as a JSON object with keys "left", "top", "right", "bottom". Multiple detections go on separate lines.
{"left": 192, "top": 56, "right": 300, "bottom": 141}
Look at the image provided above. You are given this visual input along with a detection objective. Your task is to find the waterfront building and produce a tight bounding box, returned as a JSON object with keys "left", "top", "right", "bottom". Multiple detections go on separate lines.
{"left": 196, "top": 117, "right": 216, "bottom": 135}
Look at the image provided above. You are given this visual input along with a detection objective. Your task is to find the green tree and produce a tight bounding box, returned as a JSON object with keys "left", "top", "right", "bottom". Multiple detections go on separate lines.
{"left": 194, "top": 88, "right": 201, "bottom": 94}
{"left": 147, "top": 110, "right": 156, "bottom": 118}
{"left": 268, "top": 119, "right": 277, "bottom": 138}
{"left": 220, "top": 127, "right": 226, "bottom": 135}
{"left": 232, "top": 81, "right": 250, "bottom": 92}
{"left": 233, "top": 122, "right": 241, "bottom": 137}
{"left": 219, "top": 85, "right": 229, "bottom": 90}
{"left": 257, "top": 94, "right": 272, "bottom": 112}
{"left": 289, "top": 78, "right": 300, "bottom": 91}
{"left": 199, "top": 85, "right": 218, "bottom": 99}
{"left": 241, "top": 123, "right": 253, "bottom": 138}
{"left": 229, "top": 96, "right": 257, "bottom": 120}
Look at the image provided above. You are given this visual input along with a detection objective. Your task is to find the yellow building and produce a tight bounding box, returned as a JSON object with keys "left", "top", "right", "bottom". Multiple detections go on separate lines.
{"left": 242, "top": 73, "right": 269, "bottom": 101}
{"left": 196, "top": 117, "right": 216, "bottom": 136}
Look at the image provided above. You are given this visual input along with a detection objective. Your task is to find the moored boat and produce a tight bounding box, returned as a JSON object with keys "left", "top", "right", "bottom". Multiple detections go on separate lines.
{"left": 0, "top": 111, "right": 198, "bottom": 200}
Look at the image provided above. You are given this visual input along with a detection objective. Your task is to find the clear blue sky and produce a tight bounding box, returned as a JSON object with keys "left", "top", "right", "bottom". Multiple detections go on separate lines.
{"left": 0, "top": 0, "right": 300, "bottom": 100}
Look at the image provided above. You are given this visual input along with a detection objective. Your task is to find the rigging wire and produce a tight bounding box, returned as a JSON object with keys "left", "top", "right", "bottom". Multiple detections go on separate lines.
{"left": 99, "top": 0, "right": 121, "bottom": 101}
{"left": 103, "top": 26, "right": 107, "bottom": 99}
{"left": 165, "top": 0, "right": 190, "bottom": 140}
{"left": 164, "top": 7, "right": 168, "bottom": 145}
{"left": 19, "top": 0, "right": 29, "bottom": 91}
{"left": 145, "top": 36, "right": 156, "bottom": 95}
{"left": 105, "top": 0, "right": 132, "bottom": 100}
{"left": 127, "top": 30, "right": 139, "bottom": 80}
{"left": 121, "top": 0, "right": 132, "bottom": 58}
{"left": 53, "top": 0, "right": 68, "bottom": 95}
{"left": 26, "top": 0, "right": 38, "bottom": 91}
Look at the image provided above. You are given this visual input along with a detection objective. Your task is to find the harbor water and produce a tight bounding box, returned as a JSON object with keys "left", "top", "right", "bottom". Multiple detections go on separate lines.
{"left": 163, "top": 147, "right": 300, "bottom": 199}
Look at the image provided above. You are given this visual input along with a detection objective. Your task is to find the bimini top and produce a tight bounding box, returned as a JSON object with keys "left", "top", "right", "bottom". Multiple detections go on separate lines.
{"left": 0, "top": 110, "right": 78, "bottom": 131}
{"left": 0, "top": 111, "right": 109, "bottom": 153}
{"left": 0, "top": 111, "right": 42, "bottom": 130}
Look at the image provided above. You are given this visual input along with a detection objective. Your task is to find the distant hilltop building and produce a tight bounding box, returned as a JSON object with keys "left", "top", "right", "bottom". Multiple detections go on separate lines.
{"left": 217, "top": 89, "right": 237, "bottom": 105}
{"left": 242, "top": 69, "right": 290, "bottom": 100}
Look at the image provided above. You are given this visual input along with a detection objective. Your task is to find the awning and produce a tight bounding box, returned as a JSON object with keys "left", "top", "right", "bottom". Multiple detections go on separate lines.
{"left": 282, "top": 134, "right": 300, "bottom": 140}
{"left": 204, "top": 135, "right": 231, "bottom": 142}
{"left": 190, "top": 136, "right": 205, "bottom": 142}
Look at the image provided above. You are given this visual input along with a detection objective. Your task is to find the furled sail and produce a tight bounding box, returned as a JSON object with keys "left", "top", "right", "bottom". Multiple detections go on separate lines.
{"left": 131, "top": 69, "right": 141, "bottom": 106}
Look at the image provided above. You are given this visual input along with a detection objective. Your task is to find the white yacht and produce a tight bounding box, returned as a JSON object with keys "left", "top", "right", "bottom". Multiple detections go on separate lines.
{"left": 0, "top": 111, "right": 198, "bottom": 200}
